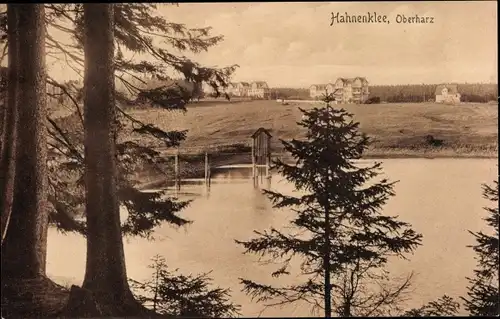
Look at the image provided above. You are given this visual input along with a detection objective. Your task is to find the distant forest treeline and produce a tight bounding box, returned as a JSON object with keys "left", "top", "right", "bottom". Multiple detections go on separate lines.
{"left": 369, "top": 83, "right": 498, "bottom": 103}
{"left": 271, "top": 88, "right": 310, "bottom": 100}
{"left": 271, "top": 83, "right": 498, "bottom": 103}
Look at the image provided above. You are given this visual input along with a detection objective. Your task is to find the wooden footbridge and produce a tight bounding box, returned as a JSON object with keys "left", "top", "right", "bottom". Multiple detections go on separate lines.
{"left": 160, "top": 127, "right": 275, "bottom": 192}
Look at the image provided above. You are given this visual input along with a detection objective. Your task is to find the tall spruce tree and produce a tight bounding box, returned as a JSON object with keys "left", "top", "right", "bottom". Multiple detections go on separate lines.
{"left": 0, "top": 3, "right": 237, "bottom": 317}
{"left": 236, "top": 94, "right": 422, "bottom": 317}
{"left": 0, "top": 5, "right": 69, "bottom": 318}
{"left": 2, "top": 4, "right": 49, "bottom": 278}
{"left": 0, "top": 4, "right": 236, "bottom": 239}
{"left": 79, "top": 4, "right": 144, "bottom": 315}
{"left": 0, "top": 4, "right": 237, "bottom": 249}
{"left": 462, "top": 180, "right": 499, "bottom": 316}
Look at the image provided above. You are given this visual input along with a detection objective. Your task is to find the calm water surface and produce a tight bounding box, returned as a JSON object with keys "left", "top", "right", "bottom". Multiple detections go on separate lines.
{"left": 47, "top": 158, "right": 497, "bottom": 316}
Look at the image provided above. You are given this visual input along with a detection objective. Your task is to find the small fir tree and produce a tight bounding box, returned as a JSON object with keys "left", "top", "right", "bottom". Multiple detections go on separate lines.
{"left": 236, "top": 94, "right": 422, "bottom": 317}
{"left": 130, "top": 255, "right": 241, "bottom": 317}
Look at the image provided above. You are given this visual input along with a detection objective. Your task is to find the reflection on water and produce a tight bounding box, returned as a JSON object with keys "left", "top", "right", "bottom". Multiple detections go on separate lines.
{"left": 162, "top": 166, "right": 273, "bottom": 197}
{"left": 47, "top": 159, "right": 497, "bottom": 317}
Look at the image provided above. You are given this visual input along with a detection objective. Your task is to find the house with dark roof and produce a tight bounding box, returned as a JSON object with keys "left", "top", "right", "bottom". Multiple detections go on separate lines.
{"left": 333, "top": 77, "right": 370, "bottom": 104}
{"left": 435, "top": 84, "right": 461, "bottom": 104}
{"left": 203, "top": 81, "right": 252, "bottom": 97}
{"left": 249, "top": 81, "right": 270, "bottom": 99}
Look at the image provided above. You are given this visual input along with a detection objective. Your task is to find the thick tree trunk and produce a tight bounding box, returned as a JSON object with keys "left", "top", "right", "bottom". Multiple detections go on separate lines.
{"left": 323, "top": 112, "right": 332, "bottom": 318}
{"left": 81, "top": 4, "right": 143, "bottom": 315}
{"left": 1, "top": 5, "right": 69, "bottom": 318}
{"left": 323, "top": 206, "right": 332, "bottom": 318}
{"left": 0, "top": 5, "right": 19, "bottom": 245}
{"left": 1, "top": 2, "right": 48, "bottom": 279}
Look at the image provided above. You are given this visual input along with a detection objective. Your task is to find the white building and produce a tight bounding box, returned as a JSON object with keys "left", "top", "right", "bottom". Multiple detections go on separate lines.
{"left": 309, "top": 83, "right": 335, "bottom": 99}
{"left": 248, "top": 81, "right": 270, "bottom": 99}
{"left": 435, "top": 84, "right": 461, "bottom": 104}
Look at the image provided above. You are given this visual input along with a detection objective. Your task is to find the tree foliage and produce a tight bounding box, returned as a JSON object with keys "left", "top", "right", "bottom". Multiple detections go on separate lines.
{"left": 271, "top": 87, "right": 310, "bottom": 100}
{"left": 0, "top": 4, "right": 237, "bottom": 239}
{"left": 1, "top": 4, "right": 238, "bottom": 316}
{"left": 462, "top": 180, "right": 499, "bottom": 316}
{"left": 403, "top": 295, "right": 460, "bottom": 317}
{"left": 236, "top": 94, "right": 422, "bottom": 317}
{"left": 130, "top": 255, "right": 241, "bottom": 317}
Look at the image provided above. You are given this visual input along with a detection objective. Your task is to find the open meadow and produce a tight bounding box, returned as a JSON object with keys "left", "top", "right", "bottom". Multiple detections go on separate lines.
{"left": 127, "top": 99, "right": 498, "bottom": 158}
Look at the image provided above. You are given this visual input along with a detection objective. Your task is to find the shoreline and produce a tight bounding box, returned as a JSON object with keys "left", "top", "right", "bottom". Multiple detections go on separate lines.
{"left": 360, "top": 148, "right": 498, "bottom": 159}
{"left": 136, "top": 146, "right": 498, "bottom": 190}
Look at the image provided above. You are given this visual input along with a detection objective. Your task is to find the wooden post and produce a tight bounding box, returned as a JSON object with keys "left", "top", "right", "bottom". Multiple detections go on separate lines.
{"left": 174, "top": 151, "right": 180, "bottom": 191}
{"left": 265, "top": 151, "right": 270, "bottom": 178}
{"left": 251, "top": 138, "right": 256, "bottom": 179}
{"left": 208, "top": 159, "right": 211, "bottom": 188}
{"left": 208, "top": 163, "right": 211, "bottom": 188}
{"left": 204, "top": 152, "right": 208, "bottom": 183}
{"left": 266, "top": 136, "right": 271, "bottom": 178}
{"left": 205, "top": 152, "right": 211, "bottom": 189}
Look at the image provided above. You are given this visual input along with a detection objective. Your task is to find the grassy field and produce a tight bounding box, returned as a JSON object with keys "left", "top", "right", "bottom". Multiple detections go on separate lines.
{"left": 127, "top": 99, "right": 498, "bottom": 159}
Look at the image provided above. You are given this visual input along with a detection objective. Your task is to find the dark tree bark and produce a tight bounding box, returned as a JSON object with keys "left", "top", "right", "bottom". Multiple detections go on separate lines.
{"left": 0, "top": 5, "right": 19, "bottom": 245}
{"left": 323, "top": 203, "right": 332, "bottom": 318}
{"left": 81, "top": 4, "right": 143, "bottom": 315}
{"left": 1, "top": 5, "right": 69, "bottom": 318}
{"left": 1, "top": 3, "right": 48, "bottom": 279}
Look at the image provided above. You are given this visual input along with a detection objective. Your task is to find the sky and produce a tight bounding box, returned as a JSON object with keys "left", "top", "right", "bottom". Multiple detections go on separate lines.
{"left": 47, "top": 1, "right": 497, "bottom": 88}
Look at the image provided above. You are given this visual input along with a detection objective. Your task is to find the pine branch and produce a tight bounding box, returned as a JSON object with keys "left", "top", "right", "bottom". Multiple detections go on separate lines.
{"left": 462, "top": 179, "right": 499, "bottom": 316}
{"left": 404, "top": 295, "right": 460, "bottom": 317}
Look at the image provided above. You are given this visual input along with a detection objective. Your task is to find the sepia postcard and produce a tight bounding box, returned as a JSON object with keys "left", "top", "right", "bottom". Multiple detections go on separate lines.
{"left": 0, "top": 2, "right": 498, "bottom": 318}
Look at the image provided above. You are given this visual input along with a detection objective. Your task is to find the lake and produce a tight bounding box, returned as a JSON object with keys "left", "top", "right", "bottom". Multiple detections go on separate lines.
{"left": 46, "top": 158, "right": 497, "bottom": 317}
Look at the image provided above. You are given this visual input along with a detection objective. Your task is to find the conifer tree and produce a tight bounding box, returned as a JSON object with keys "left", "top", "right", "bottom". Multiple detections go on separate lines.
{"left": 2, "top": 2, "right": 49, "bottom": 278}
{"left": 403, "top": 295, "right": 460, "bottom": 317}
{"left": 130, "top": 255, "right": 242, "bottom": 317}
{"left": 0, "top": 5, "right": 66, "bottom": 318}
{"left": 0, "top": 4, "right": 237, "bottom": 316}
{"left": 79, "top": 4, "right": 144, "bottom": 315}
{"left": 236, "top": 94, "right": 422, "bottom": 317}
{"left": 1, "top": 4, "right": 237, "bottom": 238}
{"left": 462, "top": 180, "right": 499, "bottom": 316}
